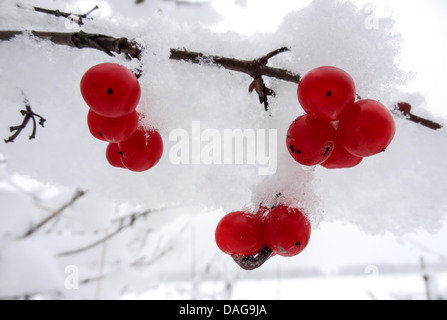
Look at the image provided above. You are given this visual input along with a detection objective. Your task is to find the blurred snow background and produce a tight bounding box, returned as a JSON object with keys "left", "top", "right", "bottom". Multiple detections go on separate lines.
{"left": 0, "top": 0, "right": 446, "bottom": 300}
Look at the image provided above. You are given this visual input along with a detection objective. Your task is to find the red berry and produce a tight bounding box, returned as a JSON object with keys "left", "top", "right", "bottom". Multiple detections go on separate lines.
{"left": 118, "top": 127, "right": 163, "bottom": 172}
{"left": 298, "top": 66, "right": 356, "bottom": 121}
{"left": 215, "top": 211, "right": 264, "bottom": 257}
{"left": 287, "top": 114, "right": 336, "bottom": 166}
{"left": 80, "top": 63, "right": 141, "bottom": 117}
{"left": 320, "top": 142, "right": 363, "bottom": 169}
{"left": 338, "top": 99, "right": 396, "bottom": 157}
{"left": 87, "top": 110, "right": 138, "bottom": 143}
{"left": 264, "top": 205, "right": 311, "bottom": 257}
{"left": 106, "top": 143, "right": 125, "bottom": 168}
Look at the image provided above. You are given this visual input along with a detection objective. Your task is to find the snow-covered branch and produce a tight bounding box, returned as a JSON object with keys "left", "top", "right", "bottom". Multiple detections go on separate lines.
{"left": 0, "top": 28, "right": 443, "bottom": 131}
{"left": 0, "top": 30, "right": 141, "bottom": 60}
{"left": 170, "top": 47, "right": 300, "bottom": 110}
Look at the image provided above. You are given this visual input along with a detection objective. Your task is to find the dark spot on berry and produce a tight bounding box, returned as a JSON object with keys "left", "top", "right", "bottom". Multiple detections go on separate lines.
{"left": 323, "top": 146, "right": 331, "bottom": 157}
{"left": 295, "top": 241, "right": 301, "bottom": 247}
{"left": 98, "top": 131, "right": 103, "bottom": 137}
{"left": 382, "top": 149, "right": 386, "bottom": 153}
{"left": 296, "top": 150, "right": 302, "bottom": 155}
{"left": 231, "top": 246, "right": 273, "bottom": 271}
{"left": 326, "top": 91, "right": 332, "bottom": 97}
{"left": 119, "top": 152, "right": 124, "bottom": 156}
{"left": 289, "top": 144, "right": 295, "bottom": 153}
{"left": 107, "top": 88, "right": 113, "bottom": 95}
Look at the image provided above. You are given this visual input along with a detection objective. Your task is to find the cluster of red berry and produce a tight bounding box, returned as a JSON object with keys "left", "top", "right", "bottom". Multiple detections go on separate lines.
{"left": 80, "top": 63, "right": 163, "bottom": 172}
{"left": 287, "top": 66, "right": 396, "bottom": 169}
{"left": 215, "top": 201, "right": 311, "bottom": 270}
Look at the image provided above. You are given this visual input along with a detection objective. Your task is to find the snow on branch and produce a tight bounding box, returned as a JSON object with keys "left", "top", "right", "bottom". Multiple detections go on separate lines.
{"left": 0, "top": 29, "right": 442, "bottom": 129}
{"left": 0, "top": 30, "right": 142, "bottom": 60}
{"left": 170, "top": 47, "right": 300, "bottom": 110}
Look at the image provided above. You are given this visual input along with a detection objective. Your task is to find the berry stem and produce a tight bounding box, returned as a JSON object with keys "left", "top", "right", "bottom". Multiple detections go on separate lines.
{"left": 394, "top": 102, "right": 442, "bottom": 130}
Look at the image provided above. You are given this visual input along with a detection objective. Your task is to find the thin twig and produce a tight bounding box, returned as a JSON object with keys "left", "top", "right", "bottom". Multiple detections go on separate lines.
{"left": 31, "top": 5, "right": 99, "bottom": 26}
{"left": 95, "top": 228, "right": 109, "bottom": 300}
{"left": 130, "top": 244, "right": 175, "bottom": 267}
{"left": 21, "top": 189, "right": 87, "bottom": 238}
{"left": 4, "top": 98, "right": 46, "bottom": 143}
{"left": 57, "top": 208, "right": 157, "bottom": 257}
{"left": 420, "top": 257, "right": 432, "bottom": 300}
{"left": 258, "top": 47, "right": 290, "bottom": 64}
{"left": 57, "top": 224, "right": 123, "bottom": 257}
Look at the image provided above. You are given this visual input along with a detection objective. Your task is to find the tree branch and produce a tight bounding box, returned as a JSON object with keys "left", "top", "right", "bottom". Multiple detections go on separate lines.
{"left": 169, "top": 48, "right": 301, "bottom": 83}
{"left": 21, "top": 189, "right": 87, "bottom": 238}
{"left": 57, "top": 208, "right": 156, "bottom": 257}
{"left": 31, "top": 5, "right": 99, "bottom": 26}
{"left": 4, "top": 97, "right": 46, "bottom": 143}
{"left": 0, "top": 30, "right": 142, "bottom": 60}
{"left": 0, "top": 29, "right": 442, "bottom": 129}
{"left": 170, "top": 47, "right": 299, "bottom": 110}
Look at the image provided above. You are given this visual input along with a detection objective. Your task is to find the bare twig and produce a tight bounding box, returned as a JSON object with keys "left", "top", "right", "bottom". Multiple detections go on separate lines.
{"left": 57, "top": 224, "right": 124, "bottom": 257}
{"left": 4, "top": 98, "right": 46, "bottom": 143}
{"left": 131, "top": 244, "right": 175, "bottom": 267}
{"left": 31, "top": 5, "right": 99, "bottom": 26}
{"left": 258, "top": 47, "right": 290, "bottom": 64}
{"left": 21, "top": 189, "right": 87, "bottom": 238}
{"left": 57, "top": 209, "right": 154, "bottom": 257}
{"left": 170, "top": 47, "right": 299, "bottom": 110}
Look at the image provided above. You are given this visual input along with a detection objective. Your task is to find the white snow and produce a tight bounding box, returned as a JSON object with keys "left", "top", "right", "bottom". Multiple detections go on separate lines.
{"left": 0, "top": 0, "right": 446, "bottom": 300}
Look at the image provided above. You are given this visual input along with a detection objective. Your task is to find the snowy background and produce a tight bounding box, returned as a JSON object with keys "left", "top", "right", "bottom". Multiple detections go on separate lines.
{"left": 0, "top": 0, "right": 446, "bottom": 300}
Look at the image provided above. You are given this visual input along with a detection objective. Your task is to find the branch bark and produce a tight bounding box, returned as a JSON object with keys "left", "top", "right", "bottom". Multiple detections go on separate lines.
{"left": 170, "top": 47, "right": 300, "bottom": 110}
{"left": 169, "top": 48, "right": 301, "bottom": 83}
{"left": 32, "top": 5, "right": 99, "bottom": 26}
{"left": 0, "top": 30, "right": 141, "bottom": 59}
